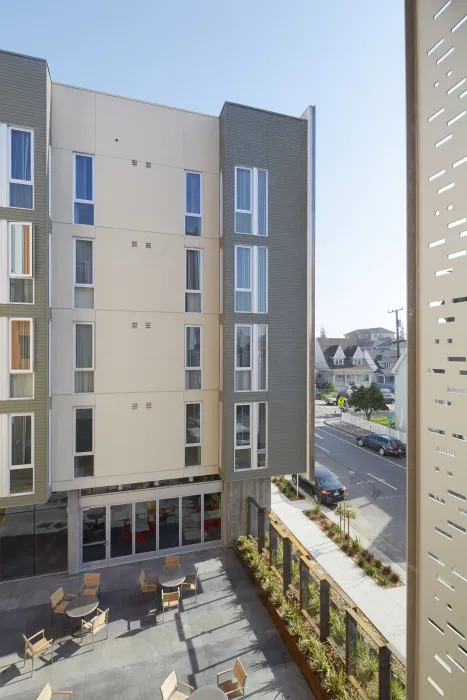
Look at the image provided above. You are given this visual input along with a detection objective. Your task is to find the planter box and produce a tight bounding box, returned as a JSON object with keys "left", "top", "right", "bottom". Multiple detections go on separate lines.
{"left": 234, "top": 543, "right": 329, "bottom": 700}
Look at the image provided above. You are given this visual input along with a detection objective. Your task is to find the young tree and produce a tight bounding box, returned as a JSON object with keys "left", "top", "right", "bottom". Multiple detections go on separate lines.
{"left": 319, "top": 326, "right": 327, "bottom": 338}
{"left": 323, "top": 381, "right": 335, "bottom": 393}
{"left": 348, "top": 385, "right": 387, "bottom": 420}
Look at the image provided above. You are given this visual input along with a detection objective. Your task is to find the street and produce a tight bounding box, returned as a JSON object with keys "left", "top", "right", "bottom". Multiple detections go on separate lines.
{"left": 310, "top": 407, "right": 407, "bottom": 568}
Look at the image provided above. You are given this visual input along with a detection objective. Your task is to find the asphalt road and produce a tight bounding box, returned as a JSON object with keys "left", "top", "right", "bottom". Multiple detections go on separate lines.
{"left": 311, "top": 419, "right": 407, "bottom": 569}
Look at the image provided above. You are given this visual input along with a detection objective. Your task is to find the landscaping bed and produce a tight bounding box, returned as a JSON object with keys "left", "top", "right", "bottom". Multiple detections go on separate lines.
{"left": 272, "top": 475, "right": 305, "bottom": 501}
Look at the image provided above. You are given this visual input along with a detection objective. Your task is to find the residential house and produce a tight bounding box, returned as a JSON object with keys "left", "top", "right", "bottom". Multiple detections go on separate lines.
{"left": 315, "top": 339, "right": 373, "bottom": 392}
{"left": 369, "top": 340, "right": 407, "bottom": 391}
{"left": 392, "top": 350, "right": 407, "bottom": 432}
{"left": 344, "top": 327, "right": 396, "bottom": 348}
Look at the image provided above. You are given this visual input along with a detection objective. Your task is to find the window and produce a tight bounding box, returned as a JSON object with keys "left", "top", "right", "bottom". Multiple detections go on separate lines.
{"left": 9, "top": 222, "right": 33, "bottom": 303}
{"left": 9, "top": 318, "right": 33, "bottom": 399}
{"left": 185, "top": 325, "right": 201, "bottom": 390}
{"left": 334, "top": 358, "right": 344, "bottom": 365}
{"left": 185, "top": 171, "right": 202, "bottom": 236}
{"left": 9, "top": 414, "right": 34, "bottom": 495}
{"left": 185, "top": 248, "right": 202, "bottom": 312}
{"left": 352, "top": 358, "right": 363, "bottom": 365}
{"left": 235, "top": 245, "right": 267, "bottom": 312}
{"left": 73, "top": 153, "right": 94, "bottom": 225}
{"left": 185, "top": 402, "right": 201, "bottom": 467}
{"left": 234, "top": 402, "right": 267, "bottom": 470}
{"left": 235, "top": 324, "right": 267, "bottom": 391}
{"left": 235, "top": 166, "right": 268, "bottom": 235}
{"left": 74, "top": 408, "right": 94, "bottom": 478}
{"left": 74, "top": 238, "right": 94, "bottom": 308}
{"left": 74, "top": 323, "right": 94, "bottom": 393}
{"left": 9, "top": 127, "right": 33, "bottom": 209}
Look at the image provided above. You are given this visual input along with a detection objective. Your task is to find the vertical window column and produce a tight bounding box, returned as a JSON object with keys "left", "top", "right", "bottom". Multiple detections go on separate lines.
{"left": 9, "top": 414, "right": 34, "bottom": 495}
{"left": 185, "top": 325, "right": 201, "bottom": 390}
{"left": 74, "top": 323, "right": 94, "bottom": 393}
{"left": 185, "top": 171, "right": 202, "bottom": 236}
{"left": 9, "top": 128, "right": 33, "bottom": 209}
{"left": 185, "top": 402, "right": 201, "bottom": 467}
{"left": 185, "top": 248, "right": 202, "bottom": 312}
{"left": 235, "top": 245, "right": 267, "bottom": 313}
{"left": 74, "top": 238, "right": 94, "bottom": 308}
{"left": 74, "top": 408, "right": 94, "bottom": 478}
{"left": 73, "top": 154, "right": 94, "bottom": 225}
{"left": 9, "top": 318, "right": 33, "bottom": 399}
{"left": 234, "top": 402, "right": 267, "bottom": 471}
{"left": 9, "top": 222, "right": 33, "bottom": 303}
{"left": 235, "top": 166, "right": 268, "bottom": 236}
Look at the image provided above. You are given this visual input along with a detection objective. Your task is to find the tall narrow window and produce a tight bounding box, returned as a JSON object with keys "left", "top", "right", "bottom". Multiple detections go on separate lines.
{"left": 10, "top": 318, "right": 33, "bottom": 399}
{"left": 9, "top": 128, "right": 33, "bottom": 209}
{"left": 235, "top": 325, "right": 251, "bottom": 391}
{"left": 74, "top": 238, "right": 94, "bottom": 308}
{"left": 74, "top": 407, "right": 94, "bottom": 477}
{"left": 185, "top": 325, "right": 201, "bottom": 390}
{"left": 74, "top": 323, "right": 94, "bottom": 393}
{"left": 185, "top": 403, "right": 201, "bottom": 467}
{"left": 185, "top": 249, "right": 202, "bottom": 312}
{"left": 9, "top": 222, "right": 33, "bottom": 303}
{"left": 256, "top": 325, "right": 268, "bottom": 391}
{"left": 73, "top": 154, "right": 94, "bottom": 225}
{"left": 234, "top": 402, "right": 267, "bottom": 471}
{"left": 9, "top": 414, "right": 34, "bottom": 495}
{"left": 235, "top": 167, "right": 268, "bottom": 235}
{"left": 185, "top": 171, "right": 202, "bottom": 236}
{"left": 235, "top": 245, "right": 267, "bottom": 313}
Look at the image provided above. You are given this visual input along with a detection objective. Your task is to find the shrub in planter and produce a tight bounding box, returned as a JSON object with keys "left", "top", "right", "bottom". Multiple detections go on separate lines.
{"left": 391, "top": 678, "right": 406, "bottom": 700}
{"left": 374, "top": 558, "right": 383, "bottom": 570}
{"left": 360, "top": 549, "right": 370, "bottom": 560}
{"left": 356, "top": 555, "right": 365, "bottom": 568}
{"left": 330, "top": 607, "right": 346, "bottom": 647}
{"left": 323, "top": 666, "right": 353, "bottom": 700}
{"left": 366, "top": 551, "right": 375, "bottom": 564}
{"left": 382, "top": 564, "right": 392, "bottom": 577}
{"left": 376, "top": 572, "right": 390, "bottom": 588}
{"left": 362, "top": 560, "right": 377, "bottom": 577}
{"left": 390, "top": 570, "right": 401, "bottom": 584}
{"left": 350, "top": 536, "right": 362, "bottom": 553}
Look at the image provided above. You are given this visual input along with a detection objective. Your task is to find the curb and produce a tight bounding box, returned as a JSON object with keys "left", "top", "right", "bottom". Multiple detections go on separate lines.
{"left": 323, "top": 420, "right": 362, "bottom": 438}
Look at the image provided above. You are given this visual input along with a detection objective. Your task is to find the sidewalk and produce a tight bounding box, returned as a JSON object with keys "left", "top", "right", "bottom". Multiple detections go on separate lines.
{"left": 271, "top": 484, "right": 407, "bottom": 659}
{"left": 323, "top": 419, "right": 368, "bottom": 437}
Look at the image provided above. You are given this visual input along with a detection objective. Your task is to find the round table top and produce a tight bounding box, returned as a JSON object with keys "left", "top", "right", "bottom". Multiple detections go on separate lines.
{"left": 66, "top": 594, "right": 99, "bottom": 618}
{"left": 191, "top": 686, "right": 228, "bottom": 700}
{"left": 157, "top": 570, "right": 186, "bottom": 588}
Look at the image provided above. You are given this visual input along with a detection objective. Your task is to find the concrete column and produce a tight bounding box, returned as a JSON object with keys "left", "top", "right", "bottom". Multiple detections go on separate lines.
{"left": 222, "top": 477, "right": 271, "bottom": 547}
{"left": 67, "top": 489, "right": 80, "bottom": 575}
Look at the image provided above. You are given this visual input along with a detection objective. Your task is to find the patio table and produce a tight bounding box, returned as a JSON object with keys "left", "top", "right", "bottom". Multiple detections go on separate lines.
{"left": 66, "top": 594, "right": 99, "bottom": 637}
{"left": 157, "top": 570, "right": 186, "bottom": 589}
{"left": 191, "top": 687, "right": 228, "bottom": 700}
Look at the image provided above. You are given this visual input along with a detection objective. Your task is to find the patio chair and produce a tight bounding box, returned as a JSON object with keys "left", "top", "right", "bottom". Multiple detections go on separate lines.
{"left": 50, "top": 587, "right": 76, "bottom": 624}
{"left": 80, "top": 572, "right": 101, "bottom": 597}
{"left": 37, "top": 682, "right": 72, "bottom": 699}
{"left": 181, "top": 568, "right": 199, "bottom": 602}
{"left": 81, "top": 607, "right": 109, "bottom": 650}
{"left": 22, "top": 630, "right": 53, "bottom": 675}
{"left": 217, "top": 658, "right": 247, "bottom": 697}
{"left": 161, "top": 590, "right": 180, "bottom": 621}
{"left": 139, "top": 569, "right": 158, "bottom": 594}
{"left": 164, "top": 555, "right": 180, "bottom": 570}
{"left": 160, "top": 670, "right": 194, "bottom": 700}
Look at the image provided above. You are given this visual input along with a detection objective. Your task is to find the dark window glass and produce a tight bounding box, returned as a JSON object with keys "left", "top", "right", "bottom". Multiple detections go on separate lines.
{"left": 159, "top": 498, "right": 179, "bottom": 550}
{"left": 110, "top": 503, "right": 133, "bottom": 559}
{"left": 182, "top": 495, "right": 201, "bottom": 546}
{"left": 11, "top": 415, "right": 32, "bottom": 466}
{"left": 76, "top": 408, "right": 92, "bottom": 453}
{"left": 135, "top": 501, "right": 157, "bottom": 555}
{"left": 75, "top": 155, "right": 93, "bottom": 200}
{"left": 204, "top": 493, "right": 221, "bottom": 542}
{"left": 0, "top": 508, "right": 34, "bottom": 580}
{"left": 34, "top": 505, "right": 68, "bottom": 575}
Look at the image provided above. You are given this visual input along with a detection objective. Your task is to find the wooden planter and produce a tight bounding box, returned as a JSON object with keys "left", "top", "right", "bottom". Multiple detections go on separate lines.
{"left": 234, "top": 544, "right": 329, "bottom": 700}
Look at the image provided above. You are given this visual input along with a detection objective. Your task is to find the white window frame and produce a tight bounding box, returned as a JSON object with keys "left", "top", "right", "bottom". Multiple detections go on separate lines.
{"left": 235, "top": 166, "right": 268, "bottom": 236}
{"left": 9, "top": 317, "right": 33, "bottom": 375}
{"left": 73, "top": 322, "right": 95, "bottom": 394}
{"left": 8, "top": 126, "right": 34, "bottom": 210}
{"left": 73, "top": 153, "right": 95, "bottom": 224}
{"left": 334, "top": 358, "right": 344, "bottom": 366}
{"left": 234, "top": 245, "right": 268, "bottom": 313}
{"left": 184, "top": 171, "right": 202, "bottom": 236}
{"left": 234, "top": 402, "right": 267, "bottom": 472}
{"left": 73, "top": 406, "right": 94, "bottom": 479}
{"left": 184, "top": 248, "right": 202, "bottom": 313}
{"left": 184, "top": 401, "right": 202, "bottom": 468}
{"left": 73, "top": 238, "right": 95, "bottom": 309}
{"left": 8, "top": 413, "right": 34, "bottom": 496}
{"left": 235, "top": 324, "right": 268, "bottom": 392}
{"left": 185, "top": 324, "right": 202, "bottom": 391}
{"left": 8, "top": 221, "right": 34, "bottom": 304}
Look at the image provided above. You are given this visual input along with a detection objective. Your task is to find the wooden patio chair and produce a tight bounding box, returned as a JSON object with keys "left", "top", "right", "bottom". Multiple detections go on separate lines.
{"left": 22, "top": 630, "right": 53, "bottom": 675}
{"left": 164, "top": 555, "right": 180, "bottom": 570}
{"left": 81, "top": 607, "right": 109, "bottom": 650}
{"left": 50, "top": 587, "right": 76, "bottom": 624}
{"left": 217, "top": 658, "right": 247, "bottom": 697}
{"left": 161, "top": 590, "right": 180, "bottom": 621}
{"left": 80, "top": 572, "right": 101, "bottom": 596}
{"left": 181, "top": 568, "right": 199, "bottom": 602}
{"left": 36, "top": 682, "right": 72, "bottom": 699}
{"left": 139, "top": 569, "right": 158, "bottom": 594}
{"left": 160, "top": 670, "right": 194, "bottom": 700}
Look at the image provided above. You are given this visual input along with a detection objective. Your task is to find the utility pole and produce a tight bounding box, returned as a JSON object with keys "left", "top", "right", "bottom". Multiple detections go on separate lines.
{"left": 388, "top": 307, "right": 403, "bottom": 360}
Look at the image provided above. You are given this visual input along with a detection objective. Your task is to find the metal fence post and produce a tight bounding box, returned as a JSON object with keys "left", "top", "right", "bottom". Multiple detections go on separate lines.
{"left": 283, "top": 537, "right": 292, "bottom": 594}
{"left": 258, "top": 508, "right": 265, "bottom": 553}
{"left": 319, "top": 578, "right": 330, "bottom": 642}
{"left": 300, "top": 558, "right": 309, "bottom": 611}
{"left": 379, "top": 646, "right": 391, "bottom": 700}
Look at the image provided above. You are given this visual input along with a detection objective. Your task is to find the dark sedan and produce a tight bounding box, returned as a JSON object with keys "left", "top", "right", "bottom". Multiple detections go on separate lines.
{"left": 292, "top": 467, "right": 346, "bottom": 505}
{"left": 356, "top": 433, "right": 406, "bottom": 457}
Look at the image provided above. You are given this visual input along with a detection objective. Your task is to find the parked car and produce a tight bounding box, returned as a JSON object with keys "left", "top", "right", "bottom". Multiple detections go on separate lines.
{"left": 292, "top": 467, "right": 347, "bottom": 505}
{"left": 380, "top": 389, "right": 395, "bottom": 404}
{"left": 356, "top": 433, "right": 405, "bottom": 456}
{"left": 325, "top": 392, "right": 346, "bottom": 406}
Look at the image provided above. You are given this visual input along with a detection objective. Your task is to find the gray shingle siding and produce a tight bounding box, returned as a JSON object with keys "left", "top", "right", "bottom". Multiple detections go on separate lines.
{"left": 220, "top": 102, "right": 308, "bottom": 482}
{"left": 0, "top": 51, "right": 50, "bottom": 507}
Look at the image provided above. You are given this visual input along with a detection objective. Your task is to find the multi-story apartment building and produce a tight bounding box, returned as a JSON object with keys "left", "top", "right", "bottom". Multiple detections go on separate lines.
{"left": 406, "top": 1, "right": 467, "bottom": 698}
{"left": 0, "top": 49, "right": 314, "bottom": 581}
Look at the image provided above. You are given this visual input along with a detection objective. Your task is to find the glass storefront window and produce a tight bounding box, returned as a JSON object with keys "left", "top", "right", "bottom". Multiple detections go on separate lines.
{"left": 135, "top": 501, "right": 157, "bottom": 555}
{"left": 110, "top": 503, "right": 133, "bottom": 559}
{"left": 204, "top": 492, "right": 222, "bottom": 542}
{"left": 34, "top": 503, "right": 68, "bottom": 575}
{"left": 0, "top": 506, "right": 34, "bottom": 580}
{"left": 82, "top": 506, "right": 106, "bottom": 564}
{"left": 159, "top": 498, "right": 179, "bottom": 550}
{"left": 182, "top": 495, "right": 201, "bottom": 546}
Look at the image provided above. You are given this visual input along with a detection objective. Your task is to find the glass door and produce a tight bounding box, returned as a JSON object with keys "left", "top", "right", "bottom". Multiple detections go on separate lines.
{"left": 110, "top": 503, "right": 133, "bottom": 561}
{"left": 82, "top": 506, "right": 107, "bottom": 565}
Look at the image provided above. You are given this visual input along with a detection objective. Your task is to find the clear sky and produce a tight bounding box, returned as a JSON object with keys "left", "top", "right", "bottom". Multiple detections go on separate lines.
{"left": 2, "top": 0, "right": 407, "bottom": 338}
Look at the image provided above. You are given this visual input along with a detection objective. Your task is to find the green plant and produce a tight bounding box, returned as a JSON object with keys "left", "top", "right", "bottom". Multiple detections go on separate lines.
{"left": 383, "top": 564, "right": 392, "bottom": 576}
{"left": 374, "top": 558, "right": 382, "bottom": 570}
{"left": 362, "top": 560, "right": 377, "bottom": 577}
{"left": 309, "top": 640, "right": 330, "bottom": 678}
{"left": 308, "top": 581, "right": 320, "bottom": 618}
{"left": 356, "top": 555, "right": 365, "bottom": 568}
{"left": 323, "top": 665, "right": 352, "bottom": 699}
{"left": 330, "top": 607, "right": 346, "bottom": 647}
{"left": 287, "top": 616, "right": 306, "bottom": 640}
{"left": 349, "top": 385, "right": 388, "bottom": 420}
{"left": 391, "top": 678, "right": 406, "bottom": 700}
{"left": 390, "top": 570, "right": 401, "bottom": 584}
{"left": 351, "top": 536, "right": 362, "bottom": 553}
{"left": 298, "top": 632, "right": 319, "bottom": 659}
{"left": 376, "top": 572, "right": 390, "bottom": 588}
{"left": 312, "top": 503, "right": 322, "bottom": 517}
{"left": 351, "top": 637, "right": 379, "bottom": 687}
{"left": 291, "top": 558, "right": 300, "bottom": 586}
{"left": 366, "top": 551, "right": 375, "bottom": 563}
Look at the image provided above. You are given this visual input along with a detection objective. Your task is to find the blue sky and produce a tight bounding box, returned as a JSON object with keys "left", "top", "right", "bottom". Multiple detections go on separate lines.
{"left": 3, "top": 0, "right": 407, "bottom": 337}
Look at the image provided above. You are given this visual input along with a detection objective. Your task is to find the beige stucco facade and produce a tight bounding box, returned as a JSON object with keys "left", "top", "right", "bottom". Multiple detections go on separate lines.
{"left": 50, "top": 84, "right": 220, "bottom": 492}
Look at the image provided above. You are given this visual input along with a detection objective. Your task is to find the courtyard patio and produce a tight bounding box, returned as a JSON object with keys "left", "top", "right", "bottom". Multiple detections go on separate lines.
{"left": 0, "top": 548, "right": 314, "bottom": 699}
